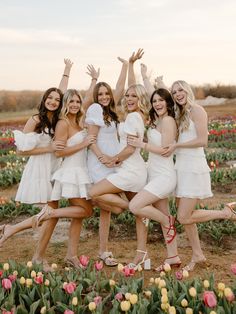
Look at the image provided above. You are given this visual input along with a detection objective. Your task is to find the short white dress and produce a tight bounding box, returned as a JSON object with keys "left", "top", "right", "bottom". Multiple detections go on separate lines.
{"left": 144, "top": 128, "right": 176, "bottom": 198}
{"left": 51, "top": 130, "right": 91, "bottom": 200}
{"left": 85, "top": 103, "right": 120, "bottom": 183}
{"left": 174, "top": 119, "right": 213, "bottom": 199}
{"left": 13, "top": 130, "right": 60, "bottom": 204}
{"left": 107, "top": 112, "right": 147, "bottom": 192}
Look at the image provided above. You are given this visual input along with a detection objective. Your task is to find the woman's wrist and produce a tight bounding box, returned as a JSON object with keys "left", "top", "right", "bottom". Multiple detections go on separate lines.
{"left": 92, "top": 77, "right": 97, "bottom": 81}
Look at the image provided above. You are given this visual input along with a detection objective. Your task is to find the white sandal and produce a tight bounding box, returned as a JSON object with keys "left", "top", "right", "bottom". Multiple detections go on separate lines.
{"left": 99, "top": 251, "right": 118, "bottom": 267}
{"left": 127, "top": 249, "right": 151, "bottom": 270}
{"left": 32, "top": 204, "right": 53, "bottom": 229}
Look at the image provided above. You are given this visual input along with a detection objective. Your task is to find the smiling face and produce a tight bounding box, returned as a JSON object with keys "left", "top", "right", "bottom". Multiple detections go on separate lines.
{"left": 67, "top": 94, "right": 81, "bottom": 115}
{"left": 45, "top": 91, "right": 61, "bottom": 111}
{"left": 171, "top": 83, "right": 187, "bottom": 106}
{"left": 125, "top": 87, "right": 139, "bottom": 112}
{"left": 97, "top": 85, "right": 111, "bottom": 107}
{"left": 152, "top": 93, "right": 168, "bottom": 118}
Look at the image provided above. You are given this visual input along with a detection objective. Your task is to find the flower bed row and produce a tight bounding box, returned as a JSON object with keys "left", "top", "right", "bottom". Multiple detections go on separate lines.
{"left": 0, "top": 259, "right": 235, "bottom": 314}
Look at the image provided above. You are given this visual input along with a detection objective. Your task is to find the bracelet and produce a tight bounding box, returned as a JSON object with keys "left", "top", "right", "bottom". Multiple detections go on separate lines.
{"left": 63, "top": 74, "right": 69, "bottom": 77}
{"left": 92, "top": 78, "right": 97, "bottom": 81}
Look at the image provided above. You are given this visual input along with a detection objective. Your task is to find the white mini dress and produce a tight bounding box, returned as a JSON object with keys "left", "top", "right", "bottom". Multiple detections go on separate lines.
{"left": 107, "top": 112, "right": 147, "bottom": 192}
{"left": 85, "top": 103, "right": 120, "bottom": 183}
{"left": 51, "top": 130, "right": 92, "bottom": 200}
{"left": 13, "top": 130, "right": 60, "bottom": 204}
{"left": 174, "top": 119, "right": 213, "bottom": 199}
{"left": 144, "top": 128, "right": 176, "bottom": 198}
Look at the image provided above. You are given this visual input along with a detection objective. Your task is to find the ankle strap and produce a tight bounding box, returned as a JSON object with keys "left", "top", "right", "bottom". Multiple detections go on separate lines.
{"left": 166, "top": 255, "right": 178, "bottom": 259}
{"left": 136, "top": 249, "right": 147, "bottom": 254}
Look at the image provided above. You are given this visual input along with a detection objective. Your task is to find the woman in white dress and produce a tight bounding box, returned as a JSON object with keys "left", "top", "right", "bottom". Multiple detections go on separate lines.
{"left": 161, "top": 80, "right": 236, "bottom": 271}
{"left": 85, "top": 56, "right": 129, "bottom": 266}
{"left": 89, "top": 82, "right": 151, "bottom": 269}
{"left": 128, "top": 88, "right": 181, "bottom": 271}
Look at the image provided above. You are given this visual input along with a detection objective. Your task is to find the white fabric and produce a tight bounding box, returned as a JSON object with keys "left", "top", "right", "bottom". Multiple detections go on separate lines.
{"left": 107, "top": 112, "right": 147, "bottom": 192}
{"left": 144, "top": 128, "right": 176, "bottom": 198}
{"left": 85, "top": 103, "right": 120, "bottom": 183}
{"left": 51, "top": 131, "right": 92, "bottom": 200}
{"left": 175, "top": 119, "right": 213, "bottom": 199}
{"left": 14, "top": 131, "right": 61, "bottom": 204}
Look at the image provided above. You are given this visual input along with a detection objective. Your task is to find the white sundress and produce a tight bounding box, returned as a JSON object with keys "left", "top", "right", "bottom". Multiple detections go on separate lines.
{"left": 107, "top": 112, "right": 147, "bottom": 192}
{"left": 174, "top": 119, "right": 213, "bottom": 199}
{"left": 144, "top": 128, "right": 176, "bottom": 198}
{"left": 51, "top": 130, "right": 92, "bottom": 200}
{"left": 85, "top": 103, "right": 120, "bottom": 183}
{"left": 13, "top": 130, "right": 61, "bottom": 204}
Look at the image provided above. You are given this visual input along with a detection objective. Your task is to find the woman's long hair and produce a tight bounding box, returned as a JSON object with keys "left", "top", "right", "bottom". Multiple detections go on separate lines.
{"left": 60, "top": 89, "right": 83, "bottom": 126}
{"left": 171, "top": 80, "right": 195, "bottom": 133}
{"left": 34, "top": 87, "right": 63, "bottom": 137}
{"left": 149, "top": 88, "right": 175, "bottom": 128}
{"left": 93, "top": 82, "right": 119, "bottom": 126}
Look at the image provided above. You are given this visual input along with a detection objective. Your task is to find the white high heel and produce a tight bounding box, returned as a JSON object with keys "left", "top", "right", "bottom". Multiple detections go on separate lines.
{"left": 127, "top": 249, "right": 151, "bottom": 270}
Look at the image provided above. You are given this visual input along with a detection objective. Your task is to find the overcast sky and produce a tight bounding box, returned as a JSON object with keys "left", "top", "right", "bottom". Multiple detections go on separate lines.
{"left": 0, "top": 0, "right": 235, "bottom": 91}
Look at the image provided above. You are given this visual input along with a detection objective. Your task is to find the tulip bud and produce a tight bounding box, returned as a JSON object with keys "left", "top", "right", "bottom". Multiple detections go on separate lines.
{"left": 161, "top": 295, "right": 168, "bottom": 304}
{"left": 120, "top": 300, "right": 131, "bottom": 312}
{"left": 88, "top": 301, "right": 96, "bottom": 311}
{"left": 31, "top": 270, "right": 37, "bottom": 278}
{"left": 51, "top": 263, "right": 57, "bottom": 270}
{"left": 117, "top": 263, "right": 124, "bottom": 272}
{"left": 160, "top": 271, "right": 166, "bottom": 277}
{"left": 27, "top": 261, "right": 33, "bottom": 268}
{"left": 19, "top": 276, "right": 26, "bottom": 285}
{"left": 182, "top": 270, "right": 189, "bottom": 279}
{"left": 144, "top": 290, "right": 152, "bottom": 297}
{"left": 218, "top": 282, "right": 225, "bottom": 291}
{"left": 72, "top": 297, "right": 78, "bottom": 306}
{"left": 154, "top": 277, "right": 160, "bottom": 285}
{"left": 203, "top": 280, "right": 210, "bottom": 288}
{"left": 13, "top": 270, "right": 18, "bottom": 276}
{"left": 109, "top": 279, "right": 116, "bottom": 287}
{"left": 186, "top": 308, "right": 193, "bottom": 314}
{"left": 181, "top": 298, "right": 188, "bottom": 307}
{"left": 159, "top": 279, "right": 166, "bottom": 288}
{"left": 44, "top": 279, "right": 50, "bottom": 286}
{"left": 189, "top": 287, "right": 197, "bottom": 297}
{"left": 26, "top": 278, "right": 33, "bottom": 287}
{"left": 161, "top": 288, "right": 168, "bottom": 295}
{"left": 3, "top": 263, "right": 9, "bottom": 271}
{"left": 125, "top": 292, "right": 131, "bottom": 300}
{"left": 169, "top": 306, "right": 176, "bottom": 314}
{"left": 130, "top": 294, "right": 138, "bottom": 305}
{"left": 40, "top": 306, "right": 46, "bottom": 314}
{"left": 149, "top": 277, "right": 154, "bottom": 283}
{"left": 163, "top": 263, "right": 171, "bottom": 272}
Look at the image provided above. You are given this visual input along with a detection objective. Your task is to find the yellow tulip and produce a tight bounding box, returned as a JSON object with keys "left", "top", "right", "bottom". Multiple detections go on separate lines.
{"left": 218, "top": 282, "right": 225, "bottom": 291}
{"left": 109, "top": 279, "right": 116, "bottom": 286}
{"left": 181, "top": 299, "right": 188, "bottom": 307}
{"left": 149, "top": 277, "right": 154, "bottom": 283}
{"left": 72, "top": 297, "right": 78, "bottom": 306}
{"left": 182, "top": 270, "right": 189, "bottom": 279}
{"left": 169, "top": 306, "right": 176, "bottom": 314}
{"left": 3, "top": 263, "right": 9, "bottom": 271}
{"left": 31, "top": 270, "right": 37, "bottom": 278}
{"left": 125, "top": 292, "right": 131, "bottom": 300}
{"left": 120, "top": 300, "right": 131, "bottom": 312}
{"left": 189, "top": 287, "right": 197, "bottom": 297}
{"left": 224, "top": 287, "right": 233, "bottom": 298}
{"left": 159, "top": 279, "right": 166, "bottom": 288}
{"left": 40, "top": 306, "right": 46, "bottom": 314}
{"left": 161, "top": 295, "right": 168, "bottom": 304}
{"left": 44, "top": 279, "right": 50, "bottom": 286}
{"left": 51, "top": 263, "right": 57, "bottom": 270}
{"left": 19, "top": 276, "right": 26, "bottom": 285}
{"left": 186, "top": 308, "right": 193, "bottom": 314}
{"left": 88, "top": 301, "right": 96, "bottom": 311}
{"left": 27, "top": 261, "right": 33, "bottom": 268}
{"left": 130, "top": 294, "right": 138, "bottom": 305}
{"left": 163, "top": 263, "right": 171, "bottom": 272}
{"left": 13, "top": 270, "right": 18, "bottom": 276}
{"left": 117, "top": 263, "right": 124, "bottom": 272}
{"left": 161, "top": 288, "right": 168, "bottom": 295}
{"left": 144, "top": 290, "right": 152, "bottom": 297}
{"left": 26, "top": 278, "right": 33, "bottom": 287}
{"left": 203, "top": 280, "right": 210, "bottom": 288}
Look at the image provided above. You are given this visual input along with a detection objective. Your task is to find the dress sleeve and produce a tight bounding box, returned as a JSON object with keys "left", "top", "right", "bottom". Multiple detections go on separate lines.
{"left": 123, "top": 112, "right": 144, "bottom": 138}
{"left": 85, "top": 103, "right": 105, "bottom": 127}
{"left": 13, "top": 130, "right": 40, "bottom": 151}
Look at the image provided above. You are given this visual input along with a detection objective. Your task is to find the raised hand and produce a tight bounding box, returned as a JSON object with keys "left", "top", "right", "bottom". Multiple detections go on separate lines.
{"left": 129, "top": 48, "right": 144, "bottom": 63}
{"left": 86, "top": 64, "right": 100, "bottom": 80}
{"left": 64, "top": 58, "right": 73, "bottom": 70}
{"left": 140, "top": 63, "right": 148, "bottom": 78}
{"left": 117, "top": 57, "right": 128, "bottom": 66}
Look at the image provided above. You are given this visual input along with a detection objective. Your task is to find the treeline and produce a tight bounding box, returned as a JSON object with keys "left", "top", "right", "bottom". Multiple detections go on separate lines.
{"left": 1, "top": 84, "right": 236, "bottom": 112}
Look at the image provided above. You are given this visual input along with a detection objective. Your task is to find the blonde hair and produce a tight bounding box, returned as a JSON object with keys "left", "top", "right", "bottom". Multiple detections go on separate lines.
{"left": 171, "top": 80, "right": 195, "bottom": 132}
{"left": 60, "top": 89, "right": 84, "bottom": 126}
{"left": 120, "top": 84, "right": 151, "bottom": 121}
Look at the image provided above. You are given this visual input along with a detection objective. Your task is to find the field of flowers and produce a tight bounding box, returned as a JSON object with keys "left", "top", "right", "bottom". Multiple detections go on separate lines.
{"left": 0, "top": 117, "right": 236, "bottom": 313}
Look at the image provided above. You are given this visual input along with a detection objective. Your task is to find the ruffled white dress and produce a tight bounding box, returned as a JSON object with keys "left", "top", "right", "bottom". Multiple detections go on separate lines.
{"left": 144, "top": 128, "right": 176, "bottom": 198}
{"left": 175, "top": 119, "right": 213, "bottom": 199}
{"left": 51, "top": 130, "right": 91, "bottom": 200}
{"left": 107, "top": 112, "right": 147, "bottom": 192}
{"left": 13, "top": 130, "right": 60, "bottom": 204}
{"left": 85, "top": 103, "right": 120, "bottom": 183}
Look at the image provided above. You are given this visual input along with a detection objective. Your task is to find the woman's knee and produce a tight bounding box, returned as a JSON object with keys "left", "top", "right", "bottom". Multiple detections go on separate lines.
{"left": 129, "top": 200, "right": 138, "bottom": 215}
{"left": 177, "top": 212, "right": 190, "bottom": 225}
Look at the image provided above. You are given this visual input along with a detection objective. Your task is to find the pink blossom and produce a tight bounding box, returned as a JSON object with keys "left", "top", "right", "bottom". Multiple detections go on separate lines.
{"left": 2, "top": 311, "right": 13, "bottom": 314}
{"left": 175, "top": 270, "right": 183, "bottom": 280}
{"left": 8, "top": 274, "right": 17, "bottom": 282}
{"left": 34, "top": 276, "right": 43, "bottom": 284}
{"left": 64, "top": 310, "right": 74, "bottom": 314}
{"left": 95, "top": 261, "right": 103, "bottom": 271}
{"left": 0, "top": 270, "right": 3, "bottom": 277}
{"left": 203, "top": 291, "right": 217, "bottom": 308}
{"left": 2, "top": 278, "right": 12, "bottom": 290}
{"left": 64, "top": 282, "right": 76, "bottom": 294}
{"left": 79, "top": 255, "right": 89, "bottom": 268}
{"left": 94, "top": 296, "right": 102, "bottom": 305}
{"left": 115, "top": 292, "right": 123, "bottom": 301}
{"left": 122, "top": 266, "right": 135, "bottom": 277}
{"left": 231, "top": 264, "right": 236, "bottom": 275}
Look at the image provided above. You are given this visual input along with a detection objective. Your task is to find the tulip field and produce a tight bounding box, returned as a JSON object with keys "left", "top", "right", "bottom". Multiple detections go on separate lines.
{"left": 0, "top": 111, "right": 236, "bottom": 313}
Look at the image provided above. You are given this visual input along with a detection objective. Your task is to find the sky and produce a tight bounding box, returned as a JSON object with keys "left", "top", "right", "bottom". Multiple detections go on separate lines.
{"left": 0, "top": 0, "right": 236, "bottom": 91}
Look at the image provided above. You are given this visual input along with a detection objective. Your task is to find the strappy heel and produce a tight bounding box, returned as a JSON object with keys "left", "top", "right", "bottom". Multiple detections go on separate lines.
{"left": 99, "top": 251, "right": 118, "bottom": 267}
{"left": 127, "top": 250, "right": 151, "bottom": 270}
{"left": 162, "top": 215, "right": 177, "bottom": 244}
{"left": 64, "top": 256, "right": 81, "bottom": 269}
{"left": 225, "top": 202, "right": 236, "bottom": 220}
{"left": 155, "top": 255, "right": 181, "bottom": 272}
{"left": 32, "top": 204, "right": 53, "bottom": 229}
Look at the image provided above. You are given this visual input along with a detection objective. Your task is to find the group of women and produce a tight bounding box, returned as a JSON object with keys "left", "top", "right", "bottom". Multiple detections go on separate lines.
{"left": 0, "top": 50, "right": 235, "bottom": 272}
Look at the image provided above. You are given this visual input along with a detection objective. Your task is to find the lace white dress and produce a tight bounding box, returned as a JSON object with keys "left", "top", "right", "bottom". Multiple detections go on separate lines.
{"left": 13, "top": 130, "right": 60, "bottom": 204}
{"left": 107, "top": 112, "right": 147, "bottom": 192}
{"left": 51, "top": 130, "right": 91, "bottom": 200}
{"left": 144, "top": 128, "right": 176, "bottom": 198}
{"left": 174, "top": 119, "right": 213, "bottom": 199}
{"left": 85, "top": 103, "right": 120, "bottom": 183}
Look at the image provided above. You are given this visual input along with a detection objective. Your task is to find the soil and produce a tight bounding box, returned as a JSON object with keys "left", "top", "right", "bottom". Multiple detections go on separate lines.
{"left": 0, "top": 102, "right": 236, "bottom": 286}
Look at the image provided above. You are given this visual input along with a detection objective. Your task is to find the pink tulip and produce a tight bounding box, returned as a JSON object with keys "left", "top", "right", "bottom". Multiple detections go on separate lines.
{"left": 203, "top": 291, "right": 217, "bottom": 308}
{"left": 2, "top": 311, "right": 12, "bottom": 314}
{"left": 95, "top": 261, "right": 103, "bottom": 271}
{"left": 64, "top": 282, "right": 76, "bottom": 294}
{"left": 175, "top": 270, "right": 183, "bottom": 280}
{"left": 64, "top": 310, "right": 74, "bottom": 314}
{"left": 79, "top": 255, "right": 89, "bottom": 268}
{"left": 8, "top": 274, "right": 17, "bottom": 282}
{"left": 122, "top": 266, "right": 135, "bottom": 277}
{"left": 94, "top": 296, "right": 102, "bottom": 305}
{"left": 115, "top": 292, "right": 123, "bottom": 301}
{"left": 0, "top": 270, "right": 3, "bottom": 277}
{"left": 34, "top": 276, "right": 43, "bottom": 284}
{"left": 2, "top": 278, "right": 12, "bottom": 290}
{"left": 231, "top": 264, "right": 236, "bottom": 275}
